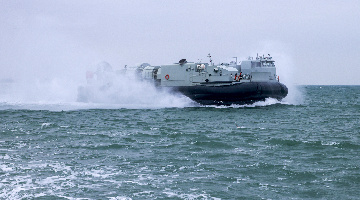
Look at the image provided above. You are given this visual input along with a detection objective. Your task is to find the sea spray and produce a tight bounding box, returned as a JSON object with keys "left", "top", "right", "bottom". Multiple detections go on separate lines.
{"left": 0, "top": 77, "right": 80, "bottom": 104}
{"left": 275, "top": 55, "right": 304, "bottom": 105}
{"left": 76, "top": 62, "right": 193, "bottom": 108}
{"left": 256, "top": 41, "right": 304, "bottom": 105}
{"left": 0, "top": 61, "right": 194, "bottom": 110}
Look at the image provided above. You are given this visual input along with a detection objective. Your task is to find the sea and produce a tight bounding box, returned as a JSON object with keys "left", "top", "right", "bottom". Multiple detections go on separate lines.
{"left": 0, "top": 85, "right": 359, "bottom": 199}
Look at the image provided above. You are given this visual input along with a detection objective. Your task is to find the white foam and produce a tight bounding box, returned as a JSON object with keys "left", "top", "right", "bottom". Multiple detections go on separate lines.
{"left": 84, "top": 168, "right": 119, "bottom": 179}
{"left": 108, "top": 196, "right": 132, "bottom": 200}
{"left": 321, "top": 141, "right": 340, "bottom": 146}
{"left": 163, "top": 188, "right": 220, "bottom": 200}
{"left": 0, "top": 94, "right": 194, "bottom": 111}
{"left": 0, "top": 160, "right": 100, "bottom": 199}
{"left": 0, "top": 99, "right": 193, "bottom": 111}
{"left": 0, "top": 164, "right": 13, "bottom": 172}
{"left": 41, "top": 123, "right": 52, "bottom": 129}
{"left": 0, "top": 154, "right": 11, "bottom": 160}
{"left": 208, "top": 98, "right": 288, "bottom": 109}
{"left": 0, "top": 175, "right": 33, "bottom": 199}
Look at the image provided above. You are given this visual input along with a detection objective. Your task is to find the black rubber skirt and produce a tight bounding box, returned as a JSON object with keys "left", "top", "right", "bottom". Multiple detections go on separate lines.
{"left": 170, "top": 82, "right": 288, "bottom": 105}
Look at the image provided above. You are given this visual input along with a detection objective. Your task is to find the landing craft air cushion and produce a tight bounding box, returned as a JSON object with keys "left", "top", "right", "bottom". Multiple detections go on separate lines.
{"left": 139, "top": 54, "right": 288, "bottom": 105}
{"left": 78, "top": 54, "right": 288, "bottom": 105}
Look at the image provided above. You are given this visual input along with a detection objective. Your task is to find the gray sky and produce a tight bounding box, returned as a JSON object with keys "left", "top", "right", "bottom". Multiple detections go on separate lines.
{"left": 1, "top": 0, "right": 359, "bottom": 85}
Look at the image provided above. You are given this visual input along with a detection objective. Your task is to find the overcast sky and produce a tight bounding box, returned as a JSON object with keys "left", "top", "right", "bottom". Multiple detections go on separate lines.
{"left": 1, "top": 0, "right": 359, "bottom": 85}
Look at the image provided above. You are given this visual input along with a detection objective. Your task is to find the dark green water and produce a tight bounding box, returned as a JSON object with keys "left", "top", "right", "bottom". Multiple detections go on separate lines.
{"left": 1, "top": 86, "right": 359, "bottom": 199}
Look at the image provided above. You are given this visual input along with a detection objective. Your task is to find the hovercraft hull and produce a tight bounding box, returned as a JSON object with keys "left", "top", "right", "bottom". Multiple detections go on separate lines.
{"left": 171, "top": 82, "right": 288, "bottom": 105}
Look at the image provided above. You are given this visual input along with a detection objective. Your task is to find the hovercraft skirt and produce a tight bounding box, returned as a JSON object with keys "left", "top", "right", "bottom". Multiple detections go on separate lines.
{"left": 171, "top": 82, "right": 288, "bottom": 105}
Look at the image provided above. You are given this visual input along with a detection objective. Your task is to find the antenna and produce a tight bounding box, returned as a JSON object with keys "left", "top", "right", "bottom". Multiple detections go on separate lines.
{"left": 207, "top": 53, "right": 213, "bottom": 65}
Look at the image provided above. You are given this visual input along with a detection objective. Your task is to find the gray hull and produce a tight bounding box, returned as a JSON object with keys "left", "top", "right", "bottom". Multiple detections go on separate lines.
{"left": 171, "top": 82, "right": 288, "bottom": 105}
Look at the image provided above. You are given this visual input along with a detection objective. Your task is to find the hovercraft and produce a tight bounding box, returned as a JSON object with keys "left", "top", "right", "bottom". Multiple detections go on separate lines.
{"left": 138, "top": 54, "right": 288, "bottom": 105}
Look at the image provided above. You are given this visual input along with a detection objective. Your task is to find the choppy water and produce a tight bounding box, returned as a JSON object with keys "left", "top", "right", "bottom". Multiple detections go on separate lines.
{"left": 1, "top": 85, "right": 359, "bottom": 199}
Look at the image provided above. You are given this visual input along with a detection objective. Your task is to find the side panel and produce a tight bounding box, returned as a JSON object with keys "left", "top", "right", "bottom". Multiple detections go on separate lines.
{"left": 160, "top": 64, "right": 194, "bottom": 86}
{"left": 251, "top": 72, "right": 271, "bottom": 82}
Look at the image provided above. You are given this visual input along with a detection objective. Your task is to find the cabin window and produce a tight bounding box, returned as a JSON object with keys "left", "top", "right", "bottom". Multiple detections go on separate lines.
{"left": 196, "top": 64, "right": 206, "bottom": 72}
{"left": 251, "top": 62, "right": 261, "bottom": 68}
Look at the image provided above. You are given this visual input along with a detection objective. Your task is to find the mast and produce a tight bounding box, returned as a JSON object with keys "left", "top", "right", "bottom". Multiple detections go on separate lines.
{"left": 207, "top": 53, "right": 213, "bottom": 66}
